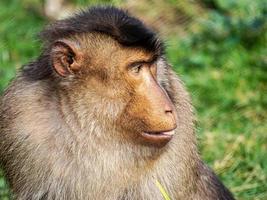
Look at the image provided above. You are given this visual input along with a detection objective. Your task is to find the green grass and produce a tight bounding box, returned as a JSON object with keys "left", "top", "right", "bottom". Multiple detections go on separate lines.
{"left": 0, "top": 0, "right": 266, "bottom": 199}
{"left": 0, "top": 0, "right": 44, "bottom": 91}
{"left": 166, "top": 2, "right": 267, "bottom": 198}
{"left": 156, "top": 180, "right": 171, "bottom": 200}
{"left": 167, "top": 37, "right": 267, "bottom": 199}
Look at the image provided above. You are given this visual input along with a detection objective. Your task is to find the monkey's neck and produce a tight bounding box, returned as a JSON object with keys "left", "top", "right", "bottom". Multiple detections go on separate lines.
{"left": 52, "top": 88, "right": 199, "bottom": 198}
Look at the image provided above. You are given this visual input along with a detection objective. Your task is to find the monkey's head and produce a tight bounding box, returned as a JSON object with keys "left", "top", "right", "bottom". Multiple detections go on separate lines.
{"left": 25, "top": 7, "right": 178, "bottom": 147}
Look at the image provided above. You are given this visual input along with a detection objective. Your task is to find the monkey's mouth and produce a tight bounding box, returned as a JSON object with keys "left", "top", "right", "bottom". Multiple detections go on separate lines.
{"left": 140, "top": 129, "right": 175, "bottom": 144}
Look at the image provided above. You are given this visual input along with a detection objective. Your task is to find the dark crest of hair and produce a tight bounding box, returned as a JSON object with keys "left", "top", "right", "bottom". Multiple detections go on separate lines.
{"left": 22, "top": 6, "right": 163, "bottom": 80}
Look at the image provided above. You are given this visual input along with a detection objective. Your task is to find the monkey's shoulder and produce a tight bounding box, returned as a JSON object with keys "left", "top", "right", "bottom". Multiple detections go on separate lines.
{"left": 0, "top": 75, "right": 60, "bottom": 135}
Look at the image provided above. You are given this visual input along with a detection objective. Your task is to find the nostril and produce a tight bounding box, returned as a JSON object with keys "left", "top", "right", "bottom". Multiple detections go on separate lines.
{"left": 164, "top": 109, "right": 177, "bottom": 127}
{"left": 165, "top": 109, "right": 173, "bottom": 114}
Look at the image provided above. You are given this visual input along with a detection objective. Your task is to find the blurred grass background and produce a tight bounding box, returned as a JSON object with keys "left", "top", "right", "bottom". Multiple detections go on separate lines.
{"left": 0, "top": 0, "right": 266, "bottom": 199}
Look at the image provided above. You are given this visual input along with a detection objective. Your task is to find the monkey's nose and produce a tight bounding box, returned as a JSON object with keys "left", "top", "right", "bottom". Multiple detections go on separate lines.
{"left": 165, "top": 109, "right": 173, "bottom": 114}
{"left": 163, "top": 100, "right": 173, "bottom": 113}
{"left": 164, "top": 103, "right": 178, "bottom": 127}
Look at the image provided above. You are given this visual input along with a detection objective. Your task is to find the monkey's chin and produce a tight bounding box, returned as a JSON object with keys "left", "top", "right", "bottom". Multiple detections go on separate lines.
{"left": 140, "top": 129, "right": 175, "bottom": 145}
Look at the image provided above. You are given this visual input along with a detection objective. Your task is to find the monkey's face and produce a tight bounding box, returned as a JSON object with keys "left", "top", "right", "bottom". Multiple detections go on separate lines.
{"left": 118, "top": 52, "right": 178, "bottom": 146}
{"left": 51, "top": 34, "right": 177, "bottom": 146}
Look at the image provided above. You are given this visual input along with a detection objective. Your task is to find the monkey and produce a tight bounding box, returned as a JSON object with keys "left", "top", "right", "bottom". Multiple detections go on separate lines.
{"left": 0, "top": 6, "right": 235, "bottom": 200}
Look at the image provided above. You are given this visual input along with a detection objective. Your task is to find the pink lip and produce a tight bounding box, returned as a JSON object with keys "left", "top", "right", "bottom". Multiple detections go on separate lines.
{"left": 140, "top": 129, "right": 175, "bottom": 144}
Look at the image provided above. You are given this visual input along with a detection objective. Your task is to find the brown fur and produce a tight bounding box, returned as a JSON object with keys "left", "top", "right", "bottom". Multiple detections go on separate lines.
{"left": 0, "top": 9, "right": 234, "bottom": 200}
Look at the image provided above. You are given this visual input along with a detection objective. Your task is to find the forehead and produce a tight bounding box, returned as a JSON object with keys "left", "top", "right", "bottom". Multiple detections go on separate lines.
{"left": 76, "top": 33, "right": 155, "bottom": 66}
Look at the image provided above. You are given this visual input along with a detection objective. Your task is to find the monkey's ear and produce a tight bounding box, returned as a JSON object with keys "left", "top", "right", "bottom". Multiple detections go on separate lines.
{"left": 51, "top": 40, "right": 82, "bottom": 77}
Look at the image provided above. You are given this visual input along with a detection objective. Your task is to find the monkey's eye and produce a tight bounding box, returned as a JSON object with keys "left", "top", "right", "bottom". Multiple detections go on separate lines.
{"left": 131, "top": 64, "right": 143, "bottom": 74}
